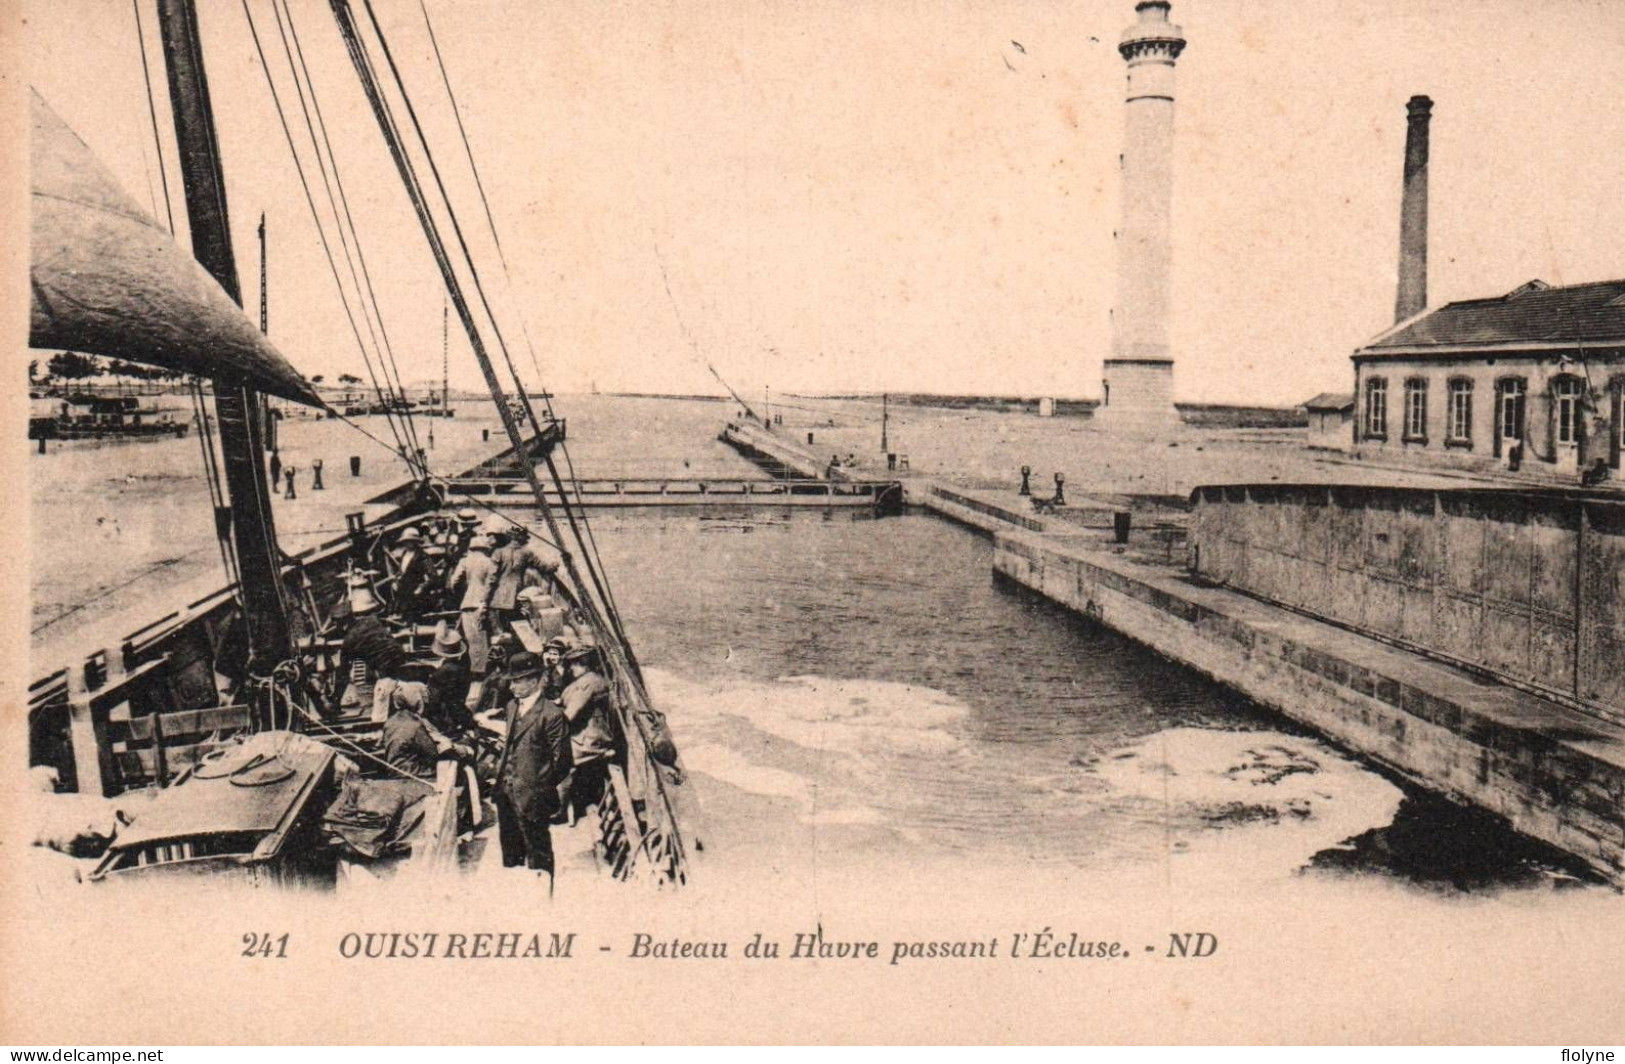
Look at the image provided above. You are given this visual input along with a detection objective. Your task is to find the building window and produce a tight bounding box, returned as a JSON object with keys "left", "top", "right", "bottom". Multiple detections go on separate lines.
{"left": 1446, "top": 378, "right": 1473, "bottom": 445}
{"left": 1364, "top": 377, "right": 1387, "bottom": 439}
{"left": 1403, "top": 378, "right": 1428, "bottom": 442}
{"left": 1553, "top": 376, "right": 1584, "bottom": 446}
{"left": 1614, "top": 380, "right": 1625, "bottom": 468}
{"left": 1496, "top": 377, "right": 1526, "bottom": 455}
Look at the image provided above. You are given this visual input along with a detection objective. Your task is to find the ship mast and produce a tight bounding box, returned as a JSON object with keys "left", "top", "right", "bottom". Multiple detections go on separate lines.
{"left": 156, "top": 0, "right": 293, "bottom": 697}
{"left": 258, "top": 211, "right": 276, "bottom": 452}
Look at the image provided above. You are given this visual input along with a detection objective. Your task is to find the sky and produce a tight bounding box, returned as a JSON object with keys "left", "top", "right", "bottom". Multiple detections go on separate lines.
{"left": 26, "top": 0, "right": 1625, "bottom": 404}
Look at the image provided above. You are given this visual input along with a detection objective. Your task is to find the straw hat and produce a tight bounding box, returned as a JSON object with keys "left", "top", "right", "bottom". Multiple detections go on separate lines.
{"left": 397, "top": 527, "right": 423, "bottom": 544}
{"left": 469, "top": 535, "right": 493, "bottom": 553}
{"left": 564, "top": 639, "right": 599, "bottom": 664}
{"left": 350, "top": 587, "right": 382, "bottom": 614}
{"left": 432, "top": 624, "right": 466, "bottom": 659}
{"left": 457, "top": 508, "right": 480, "bottom": 526}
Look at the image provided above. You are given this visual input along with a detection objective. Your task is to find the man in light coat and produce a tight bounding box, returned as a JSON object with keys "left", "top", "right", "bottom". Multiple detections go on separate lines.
{"left": 447, "top": 534, "right": 497, "bottom": 677}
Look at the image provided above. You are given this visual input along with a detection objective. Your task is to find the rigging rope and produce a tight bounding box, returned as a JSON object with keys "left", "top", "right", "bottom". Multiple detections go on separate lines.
{"left": 415, "top": 0, "right": 630, "bottom": 638}
{"left": 238, "top": 0, "right": 418, "bottom": 476}
{"left": 329, "top": 0, "right": 687, "bottom": 874}
{"left": 340, "top": 0, "right": 640, "bottom": 671}
{"left": 323, "top": 406, "right": 566, "bottom": 554}
{"left": 269, "top": 0, "right": 424, "bottom": 466}
{"left": 652, "top": 240, "right": 760, "bottom": 422}
{"left": 132, "top": 0, "right": 254, "bottom": 598}
{"left": 131, "top": 0, "right": 176, "bottom": 236}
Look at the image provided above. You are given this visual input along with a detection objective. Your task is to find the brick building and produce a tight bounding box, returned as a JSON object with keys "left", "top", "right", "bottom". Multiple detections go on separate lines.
{"left": 1351, "top": 278, "right": 1625, "bottom": 479}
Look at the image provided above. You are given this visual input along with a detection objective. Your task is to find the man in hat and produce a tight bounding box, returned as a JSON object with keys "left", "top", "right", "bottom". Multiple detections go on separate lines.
{"left": 493, "top": 651, "right": 573, "bottom": 885}
{"left": 388, "top": 526, "right": 431, "bottom": 621}
{"left": 424, "top": 622, "right": 475, "bottom": 737}
{"left": 491, "top": 526, "right": 561, "bottom": 629}
{"left": 381, "top": 679, "right": 440, "bottom": 781}
{"left": 540, "top": 636, "right": 570, "bottom": 702}
{"left": 333, "top": 586, "right": 407, "bottom": 722}
{"left": 420, "top": 541, "right": 451, "bottom": 612}
{"left": 557, "top": 641, "right": 615, "bottom": 817}
{"left": 448, "top": 534, "right": 497, "bottom": 678}
{"left": 454, "top": 508, "right": 481, "bottom": 555}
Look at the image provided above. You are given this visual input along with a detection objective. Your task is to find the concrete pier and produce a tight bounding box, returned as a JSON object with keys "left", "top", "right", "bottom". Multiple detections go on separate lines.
{"left": 919, "top": 479, "right": 1625, "bottom": 884}
{"left": 719, "top": 421, "right": 856, "bottom": 481}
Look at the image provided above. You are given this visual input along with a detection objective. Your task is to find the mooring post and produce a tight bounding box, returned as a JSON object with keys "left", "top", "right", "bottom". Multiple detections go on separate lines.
{"left": 1053, "top": 472, "right": 1066, "bottom": 507}
{"left": 1020, "top": 465, "right": 1032, "bottom": 496}
{"left": 311, "top": 458, "right": 324, "bottom": 490}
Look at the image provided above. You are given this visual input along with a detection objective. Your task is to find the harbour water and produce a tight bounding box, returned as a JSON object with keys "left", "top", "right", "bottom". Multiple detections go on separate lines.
{"left": 28, "top": 394, "right": 1594, "bottom": 898}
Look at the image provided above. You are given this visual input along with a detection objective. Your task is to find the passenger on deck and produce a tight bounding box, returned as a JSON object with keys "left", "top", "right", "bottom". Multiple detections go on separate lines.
{"left": 455, "top": 509, "right": 482, "bottom": 554}
{"left": 448, "top": 534, "right": 497, "bottom": 678}
{"left": 381, "top": 680, "right": 440, "bottom": 781}
{"left": 493, "top": 652, "right": 573, "bottom": 886}
{"left": 424, "top": 623, "right": 475, "bottom": 736}
{"left": 540, "top": 636, "right": 570, "bottom": 701}
{"left": 557, "top": 641, "right": 616, "bottom": 818}
{"left": 491, "top": 527, "right": 561, "bottom": 629}
{"left": 420, "top": 542, "right": 451, "bottom": 613}
{"left": 332, "top": 588, "right": 407, "bottom": 722}
{"left": 389, "top": 527, "right": 431, "bottom": 620}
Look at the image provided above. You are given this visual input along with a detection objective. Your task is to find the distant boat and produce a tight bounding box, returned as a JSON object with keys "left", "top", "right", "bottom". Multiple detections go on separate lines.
{"left": 29, "top": 392, "right": 188, "bottom": 443}
{"left": 26, "top": 4, "right": 694, "bottom": 893}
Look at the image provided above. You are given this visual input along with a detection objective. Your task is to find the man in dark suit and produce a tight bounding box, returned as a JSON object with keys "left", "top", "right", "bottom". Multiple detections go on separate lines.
{"left": 492, "top": 652, "right": 573, "bottom": 888}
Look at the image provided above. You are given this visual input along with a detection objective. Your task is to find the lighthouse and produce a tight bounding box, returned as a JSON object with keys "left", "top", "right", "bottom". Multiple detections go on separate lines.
{"left": 1098, "top": 0, "right": 1186, "bottom": 429}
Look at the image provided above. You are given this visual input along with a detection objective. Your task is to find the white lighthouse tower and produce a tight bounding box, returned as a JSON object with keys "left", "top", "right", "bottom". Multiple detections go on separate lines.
{"left": 1097, "top": 0, "right": 1186, "bottom": 429}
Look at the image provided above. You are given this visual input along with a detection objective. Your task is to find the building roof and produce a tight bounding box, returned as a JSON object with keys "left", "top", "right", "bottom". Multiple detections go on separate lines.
{"left": 1362, "top": 278, "right": 1625, "bottom": 352}
{"left": 1301, "top": 392, "right": 1354, "bottom": 411}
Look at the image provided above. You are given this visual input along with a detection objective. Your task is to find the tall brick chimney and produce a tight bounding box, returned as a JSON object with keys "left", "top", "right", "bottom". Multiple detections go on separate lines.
{"left": 1394, "top": 95, "right": 1432, "bottom": 323}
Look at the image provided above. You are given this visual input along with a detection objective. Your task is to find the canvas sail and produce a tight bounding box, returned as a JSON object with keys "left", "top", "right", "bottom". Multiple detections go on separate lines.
{"left": 28, "top": 90, "right": 321, "bottom": 407}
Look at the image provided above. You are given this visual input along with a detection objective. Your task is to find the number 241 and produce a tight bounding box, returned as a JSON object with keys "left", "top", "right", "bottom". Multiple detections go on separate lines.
{"left": 242, "top": 932, "right": 290, "bottom": 959}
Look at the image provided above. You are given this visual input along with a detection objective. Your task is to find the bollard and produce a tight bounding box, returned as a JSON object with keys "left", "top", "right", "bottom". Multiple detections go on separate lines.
{"left": 1113, "top": 511, "right": 1132, "bottom": 544}
{"left": 888, "top": 453, "right": 897, "bottom": 471}
{"left": 350, "top": 455, "right": 362, "bottom": 477}
{"left": 311, "top": 458, "right": 324, "bottom": 490}
{"left": 1052, "top": 471, "right": 1065, "bottom": 507}
{"left": 1019, "top": 465, "right": 1032, "bottom": 496}
{"left": 808, "top": 432, "right": 815, "bottom": 445}
{"left": 483, "top": 428, "right": 490, "bottom": 442}
{"left": 284, "top": 468, "right": 297, "bottom": 500}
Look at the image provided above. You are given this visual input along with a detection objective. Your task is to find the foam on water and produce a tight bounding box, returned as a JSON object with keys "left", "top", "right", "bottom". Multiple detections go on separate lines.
{"left": 648, "top": 666, "right": 1409, "bottom": 885}
{"left": 1088, "top": 726, "right": 1406, "bottom": 883}
{"left": 646, "top": 667, "right": 970, "bottom": 830}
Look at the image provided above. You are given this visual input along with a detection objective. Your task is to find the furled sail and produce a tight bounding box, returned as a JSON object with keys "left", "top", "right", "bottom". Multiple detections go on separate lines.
{"left": 28, "top": 90, "right": 322, "bottom": 407}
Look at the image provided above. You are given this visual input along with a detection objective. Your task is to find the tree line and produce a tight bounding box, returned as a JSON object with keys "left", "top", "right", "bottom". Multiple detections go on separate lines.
{"left": 28, "top": 352, "right": 362, "bottom": 388}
